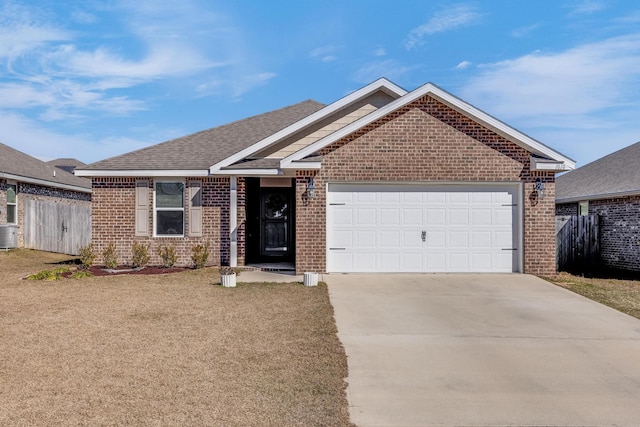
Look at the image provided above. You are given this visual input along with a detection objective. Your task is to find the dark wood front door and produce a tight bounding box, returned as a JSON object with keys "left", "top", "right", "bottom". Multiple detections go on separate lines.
{"left": 260, "top": 189, "right": 292, "bottom": 259}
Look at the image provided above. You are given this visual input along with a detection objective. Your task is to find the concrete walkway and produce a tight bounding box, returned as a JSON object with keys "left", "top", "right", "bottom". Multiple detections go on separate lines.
{"left": 326, "top": 274, "right": 640, "bottom": 426}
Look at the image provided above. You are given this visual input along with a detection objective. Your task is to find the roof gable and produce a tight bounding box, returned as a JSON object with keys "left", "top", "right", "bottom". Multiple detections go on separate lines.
{"left": 556, "top": 140, "right": 640, "bottom": 203}
{"left": 280, "top": 82, "right": 575, "bottom": 171}
{"left": 209, "top": 78, "right": 407, "bottom": 173}
{"left": 0, "top": 143, "right": 91, "bottom": 192}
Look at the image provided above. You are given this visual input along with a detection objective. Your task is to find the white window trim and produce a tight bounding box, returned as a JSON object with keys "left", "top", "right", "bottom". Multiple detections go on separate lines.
{"left": 579, "top": 200, "right": 589, "bottom": 217}
{"left": 153, "top": 179, "right": 186, "bottom": 237}
{"left": 6, "top": 180, "right": 17, "bottom": 224}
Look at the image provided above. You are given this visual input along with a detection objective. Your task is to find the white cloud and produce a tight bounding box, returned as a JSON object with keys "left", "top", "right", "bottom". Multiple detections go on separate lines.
{"left": 373, "top": 47, "right": 387, "bottom": 57}
{"left": 455, "top": 61, "right": 472, "bottom": 70}
{"left": 353, "top": 60, "right": 416, "bottom": 84}
{"left": 0, "top": 113, "right": 153, "bottom": 163}
{"left": 310, "top": 46, "right": 339, "bottom": 62}
{"left": 568, "top": 0, "right": 607, "bottom": 14}
{"left": 511, "top": 23, "right": 543, "bottom": 38}
{"left": 405, "top": 4, "right": 482, "bottom": 49}
{"left": 0, "top": 0, "right": 275, "bottom": 120}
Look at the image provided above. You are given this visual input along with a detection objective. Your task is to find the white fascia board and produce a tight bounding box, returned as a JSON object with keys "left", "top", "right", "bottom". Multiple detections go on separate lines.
{"left": 208, "top": 78, "right": 407, "bottom": 174}
{"left": 530, "top": 157, "right": 573, "bottom": 172}
{"left": 212, "top": 169, "right": 281, "bottom": 176}
{"left": 282, "top": 82, "right": 576, "bottom": 171}
{"left": 0, "top": 172, "right": 91, "bottom": 193}
{"left": 557, "top": 189, "right": 640, "bottom": 204}
{"left": 74, "top": 169, "right": 210, "bottom": 177}
{"left": 426, "top": 87, "right": 576, "bottom": 170}
{"left": 281, "top": 161, "right": 321, "bottom": 170}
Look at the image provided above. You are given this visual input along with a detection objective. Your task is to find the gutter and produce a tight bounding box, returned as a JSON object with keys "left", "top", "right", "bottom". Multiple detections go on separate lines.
{"left": 0, "top": 172, "right": 91, "bottom": 194}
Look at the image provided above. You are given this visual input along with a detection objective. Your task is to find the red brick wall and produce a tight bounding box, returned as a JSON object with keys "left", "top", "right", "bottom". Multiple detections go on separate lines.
{"left": 92, "top": 177, "right": 231, "bottom": 267}
{"left": 295, "top": 94, "right": 556, "bottom": 275}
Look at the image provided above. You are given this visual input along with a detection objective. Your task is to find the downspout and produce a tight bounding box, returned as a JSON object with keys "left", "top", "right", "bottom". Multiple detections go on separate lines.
{"left": 229, "top": 176, "right": 238, "bottom": 267}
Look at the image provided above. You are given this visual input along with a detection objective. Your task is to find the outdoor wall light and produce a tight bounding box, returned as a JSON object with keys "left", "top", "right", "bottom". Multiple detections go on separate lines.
{"left": 306, "top": 177, "right": 316, "bottom": 200}
{"left": 535, "top": 178, "right": 546, "bottom": 200}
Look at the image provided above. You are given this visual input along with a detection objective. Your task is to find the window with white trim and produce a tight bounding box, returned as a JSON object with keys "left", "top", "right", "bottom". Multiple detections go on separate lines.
{"left": 579, "top": 200, "right": 589, "bottom": 217}
{"left": 6, "top": 182, "right": 17, "bottom": 224}
{"left": 154, "top": 181, "right": 184, "bottom": 236}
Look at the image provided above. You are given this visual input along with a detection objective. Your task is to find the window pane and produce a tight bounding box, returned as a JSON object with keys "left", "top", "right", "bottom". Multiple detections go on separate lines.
{"left": 6, "top": 205, "right": 16, "bottom": 224}
{"left": 156, "top": 210, "right": 184, "bottom": 235}
{"left": 7, "top": 184, "right": 16, "bottom": 204}
{"left": 156, "top": 183, "right": 184, "bottom": 208}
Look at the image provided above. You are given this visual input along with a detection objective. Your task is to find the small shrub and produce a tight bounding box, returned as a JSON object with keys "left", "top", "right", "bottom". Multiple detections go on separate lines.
{"left": 27, "top": 267, "right": 69, "bottom": 281}
{"left": 102, "top": 242, "right": 118, "bottom": 269}
{"left": 78, "top": 243, "right": 96, "bottom": 269}
{"left": 220, "top": 266, "right": 237, "bottom": 276}
{"left": 158, "top": 244, "right": 178, "bottom": 268}
{"left": 191, "top": 241, "right": 210, "bottom": 269}
{"left": 70, "top": 270, "right": 93, "bottom": 279}
{"left": 131, "top": 242, "right": 150, "bottom": 268}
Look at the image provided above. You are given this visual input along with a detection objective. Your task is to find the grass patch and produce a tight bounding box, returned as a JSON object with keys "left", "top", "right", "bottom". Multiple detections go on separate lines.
{"left": 0, "top": 249, "right": 352, "bottom": 426}
{"left": 27, "top": 267, "right": 70, "bottom": 281}
{"left": 549, "top": 272, "right": 640, "bottom": 319}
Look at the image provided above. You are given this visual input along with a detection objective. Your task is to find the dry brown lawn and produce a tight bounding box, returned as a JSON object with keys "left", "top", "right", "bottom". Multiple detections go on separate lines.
{"left": 550, "top": 272, "right": 640, "bottom": 320}
{"left": 0, "top": 250, "right": 353, "bottom": 426}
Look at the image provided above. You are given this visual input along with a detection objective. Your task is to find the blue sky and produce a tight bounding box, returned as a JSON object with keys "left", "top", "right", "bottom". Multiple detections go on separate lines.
{"left": 1, "top": 0, "right": 639, "bottom": 168}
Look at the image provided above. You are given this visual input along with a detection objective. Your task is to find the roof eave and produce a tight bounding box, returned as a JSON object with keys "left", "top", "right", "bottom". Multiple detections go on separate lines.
{"left": 74, "top": 169, "right": 210, "bottom": 177}
{"left": 0, "top": 172, "right": 91, "bottom": 193}
{"left": 556, "top": 189, "right": 640, "bottom": 204}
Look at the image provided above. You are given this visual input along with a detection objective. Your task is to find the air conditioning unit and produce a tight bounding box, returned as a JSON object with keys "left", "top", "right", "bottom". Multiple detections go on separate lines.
{"left": 0, "top": 225, "right": 18, "bottom": 249}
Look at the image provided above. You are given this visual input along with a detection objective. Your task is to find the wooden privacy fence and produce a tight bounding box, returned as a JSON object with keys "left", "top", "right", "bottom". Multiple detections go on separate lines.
{"left": 23, "top": 199, "right": 91, "bottom": 255}
{"left": 556, "top": 214, "right": 600, "bottom": 273}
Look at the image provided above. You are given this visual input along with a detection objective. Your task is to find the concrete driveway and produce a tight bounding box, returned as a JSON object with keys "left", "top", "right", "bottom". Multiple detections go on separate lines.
{"left": 326, "top": 274, "right": 640, "bottom": 426}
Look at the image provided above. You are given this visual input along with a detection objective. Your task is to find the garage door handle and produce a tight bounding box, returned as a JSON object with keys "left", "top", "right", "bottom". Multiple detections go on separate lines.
{"left": 502, "top": 248, "right": 517, "bottom": 251}
{"left": 421, "top": 231, "right": 426, "bottom": 242}
{"left": 330, "top": 248, "right": 346, "bottom": 250}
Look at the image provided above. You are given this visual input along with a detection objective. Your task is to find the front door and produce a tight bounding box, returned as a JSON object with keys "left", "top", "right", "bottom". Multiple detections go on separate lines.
{"left": 260, "top": 189, "right": 292, "bottom": 259}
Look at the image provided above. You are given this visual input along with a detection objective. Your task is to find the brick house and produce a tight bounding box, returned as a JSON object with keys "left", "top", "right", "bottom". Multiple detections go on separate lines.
{"left": 76, "top": 78, "right": 574, "bottom": 275}
{"left": 0, "top": 143, "right": 92, "bottom": 252}
{"left": 556, "top": 141, "right": 640, "bottom": 273}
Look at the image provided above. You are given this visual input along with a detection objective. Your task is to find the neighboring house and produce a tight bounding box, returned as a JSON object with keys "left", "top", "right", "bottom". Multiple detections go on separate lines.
{"left": 47, "top": 158, "right": 87, "bottom": 174}
{"left": 0, "top": 143, "right": 92, "bottom": 254}
{"left": 75, "top": 78, "right": 574, "bottom": 275}
{"left": 556, "top": 141, "right": 640, "bottom": 273}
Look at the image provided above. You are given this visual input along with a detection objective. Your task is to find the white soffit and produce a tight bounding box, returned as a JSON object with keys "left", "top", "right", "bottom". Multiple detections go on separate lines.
{"left": 208, "top": 78, "right": 407, "bottom": 174}
{"left": 281, "top": 82, "right": 575, "bottom": 171}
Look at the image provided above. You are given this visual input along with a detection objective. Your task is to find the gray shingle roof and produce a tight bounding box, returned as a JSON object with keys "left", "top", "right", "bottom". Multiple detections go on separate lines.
{"left": 82, "top": 100, "right": 325, "bottom": 171}
{"left": 0, "top": 143, "right": 91, "bottom": 191}
{"left": 556, "top": 140, "right": 640, "bottom": 202}
{"left": 46, "top": 158, "right": 87, "bottom": 174}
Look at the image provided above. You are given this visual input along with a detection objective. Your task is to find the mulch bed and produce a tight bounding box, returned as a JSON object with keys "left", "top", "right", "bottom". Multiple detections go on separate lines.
{"left": 69, "top": 266, "right": 188, "bottom": 277}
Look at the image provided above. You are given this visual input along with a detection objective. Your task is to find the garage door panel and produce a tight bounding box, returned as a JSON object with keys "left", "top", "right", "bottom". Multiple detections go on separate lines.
{"left": 448, "top": 230, "right": 470, "bottom": 248}
{"left": 333, "top": 230, "right": 353, "bottom": 247}
{"left": 471, "top": 208, "right": 492, "bottom": 226}
{"left": 426, "top": 208, "right": 446, "bottom": 225}
{"left": 333, "top": 208, "right": 353, "bottom": 226}
{"left": 380, "top": 208, "right": 400, "bottom": 225}
{"left": 356, "top": 208, "right": 377, "bottom": 225}
{"left": 449, "top": 253, "right": 469, "bottom": 271}
{"left": 471, "top": 231, "right": 492, "bottom": 248}
{"left": 379, "top": 230, "right": 400, "bottom": 248}
{"left": 356, "top": 230, "right": 376, "bottom": 248}
{"left": 327, "top": 184, "right": 519, "bottom": 273}
{"left": 379, "top": 253, "right": 401, "bottom": 270}
{"left": 355, "top": 252, "right": 377, "bottom": 270}
{"left": 427, "top": 230, "right": 446, "bottom": 248}
{"left": 402, "top": 252, "right": 423, "bottom": 271}
{"left": 403, "top": 208, "right": 423, "bottom": 225}
{"left": 449, "top": 208, "right": 470, "bottom": 225}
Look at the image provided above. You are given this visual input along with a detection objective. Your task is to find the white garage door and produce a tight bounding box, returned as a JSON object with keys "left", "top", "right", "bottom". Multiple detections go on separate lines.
{"left": 327, "top": 183, "right": 521, "bottom": 273}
